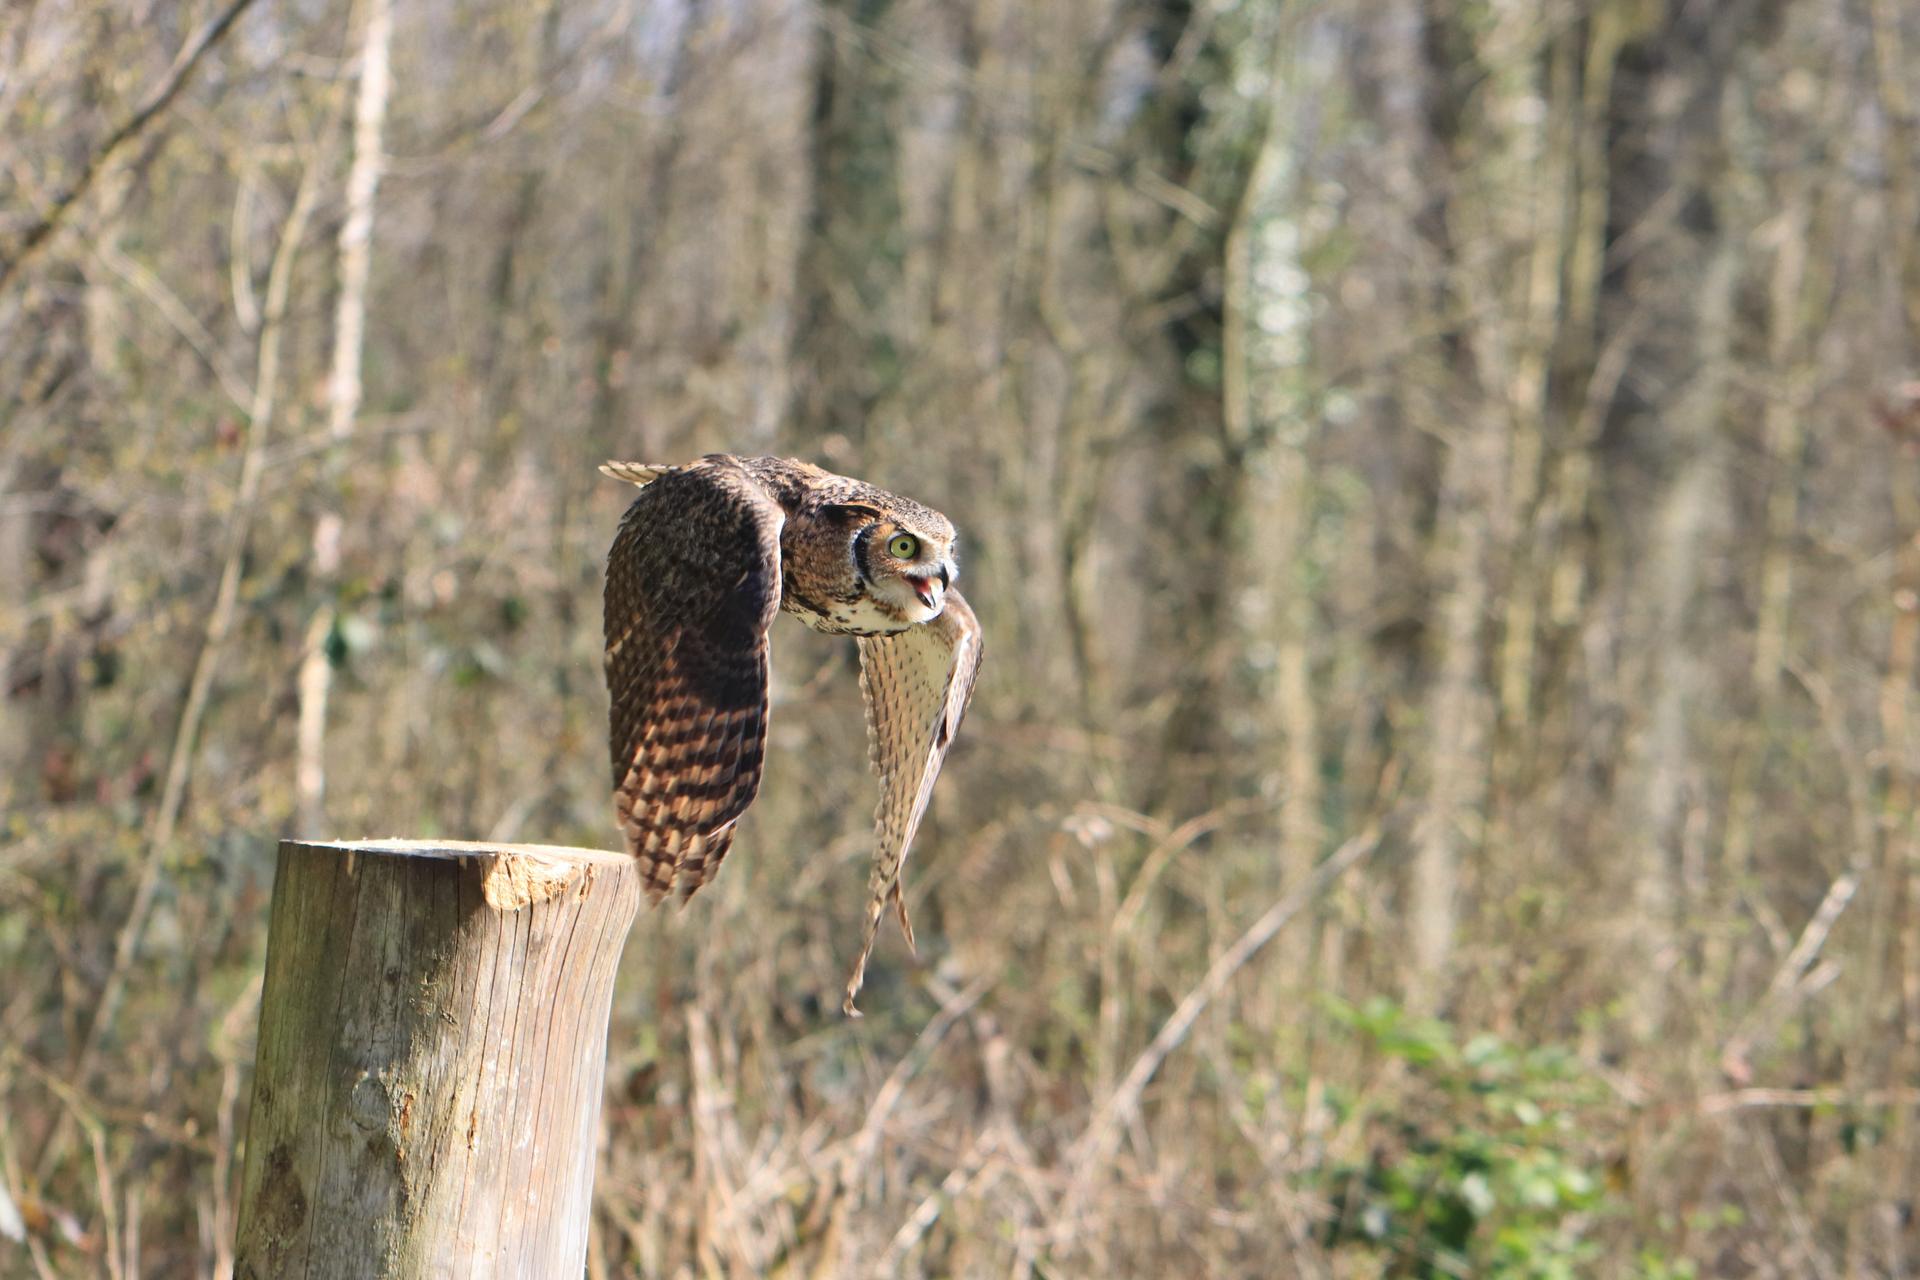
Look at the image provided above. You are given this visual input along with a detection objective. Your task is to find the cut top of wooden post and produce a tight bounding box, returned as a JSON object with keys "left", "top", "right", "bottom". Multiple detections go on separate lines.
{"left": 235, "top": 839, "right": 641, "bottom": 1280}
{"left": 302, "top": 837, "right": 633, "bottom": 909}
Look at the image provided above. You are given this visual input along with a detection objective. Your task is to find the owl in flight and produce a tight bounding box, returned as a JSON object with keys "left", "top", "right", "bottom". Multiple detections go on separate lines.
{"left": 601, "top": 453, "right": 983, "bottom": 1015}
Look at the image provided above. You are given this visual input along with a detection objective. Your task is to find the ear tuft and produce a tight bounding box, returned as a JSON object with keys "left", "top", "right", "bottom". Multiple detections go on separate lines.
{"left": 600, "top": 461, "right": 671, "bottom": 487}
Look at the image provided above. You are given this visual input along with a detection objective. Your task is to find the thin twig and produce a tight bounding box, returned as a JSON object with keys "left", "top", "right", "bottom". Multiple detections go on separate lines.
{"left": 87, "top": 1126, "right": 122, "bottom": 1280}
{"left": 1700, "top": 1086, "right": 1920, "bottom": 1116}
{"left": 123, "top": 1182, "right": 141, "bottom": 1280}
{"left": 1720, "top": 860, "right": 1865, "bottom": 1083}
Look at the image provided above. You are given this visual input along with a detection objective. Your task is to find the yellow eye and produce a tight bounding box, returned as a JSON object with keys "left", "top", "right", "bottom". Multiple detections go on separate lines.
{"left": 888, "top": 533, "right": 920, "bottom": 560}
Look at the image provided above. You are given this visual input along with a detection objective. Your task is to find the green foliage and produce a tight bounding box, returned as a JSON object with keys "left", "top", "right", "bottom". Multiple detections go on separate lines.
{"left": 1312, "top": 997, "right": 1616, "bottom": 1278}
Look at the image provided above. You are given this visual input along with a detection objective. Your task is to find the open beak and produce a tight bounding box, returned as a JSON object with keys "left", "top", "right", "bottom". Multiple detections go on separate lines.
{"left": 906, "top": 561, "right": 954, "bottom": 611}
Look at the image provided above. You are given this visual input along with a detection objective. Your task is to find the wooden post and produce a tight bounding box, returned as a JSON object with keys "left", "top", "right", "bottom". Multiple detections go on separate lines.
{"left": 233, "top": 839, "right": 641, "bottom": 1279}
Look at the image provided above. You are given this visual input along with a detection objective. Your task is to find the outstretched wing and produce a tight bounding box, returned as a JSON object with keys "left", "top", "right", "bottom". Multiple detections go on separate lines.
{"left": 604, "top": 459, "right": 784, "bottom": 903}
{"left": 843, "top": 588, "right": 984, "bottom": 1014}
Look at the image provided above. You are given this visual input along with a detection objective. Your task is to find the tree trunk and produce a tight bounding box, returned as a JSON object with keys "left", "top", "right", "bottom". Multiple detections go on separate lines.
{"left": 234, "top": 839, "right": 641, "bottom": 1279}
{"left": 1409, "top": 416, "right": 1497, "bottom": 1013}
{"left": 300, "top": 0, "right": 394, "bottom": 834}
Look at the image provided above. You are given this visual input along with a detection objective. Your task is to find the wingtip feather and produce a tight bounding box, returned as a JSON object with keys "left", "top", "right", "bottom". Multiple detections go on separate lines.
{"left": 843, "top": 899, "right": 888, "bottom": 1017}
{"left": 890, "top": 881, "right": 917, "bottom": 954}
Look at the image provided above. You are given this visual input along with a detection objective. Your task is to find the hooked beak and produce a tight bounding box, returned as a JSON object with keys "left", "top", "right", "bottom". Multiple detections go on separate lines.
{"left": 906, "top": 562, "right": 953, "bottom": 611}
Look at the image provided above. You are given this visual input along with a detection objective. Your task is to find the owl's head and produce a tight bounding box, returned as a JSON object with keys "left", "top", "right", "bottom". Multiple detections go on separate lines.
{"left": 849, "top": 504, "right": 959, "bottom": 625}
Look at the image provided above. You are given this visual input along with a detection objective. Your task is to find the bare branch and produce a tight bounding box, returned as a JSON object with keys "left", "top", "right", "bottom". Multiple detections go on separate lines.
{"left": 0, "top": 0, "right": 264, "bottom": 293}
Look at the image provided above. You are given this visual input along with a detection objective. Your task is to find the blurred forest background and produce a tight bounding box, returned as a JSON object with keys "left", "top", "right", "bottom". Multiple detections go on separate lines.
{"left": 6, "top": 0, "right": 1920, "bottom": 1274}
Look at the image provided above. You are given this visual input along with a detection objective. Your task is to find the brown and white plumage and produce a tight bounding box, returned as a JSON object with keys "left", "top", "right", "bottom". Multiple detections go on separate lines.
{"left": 601, "top": 453, "right": 983, "bottom": 1014}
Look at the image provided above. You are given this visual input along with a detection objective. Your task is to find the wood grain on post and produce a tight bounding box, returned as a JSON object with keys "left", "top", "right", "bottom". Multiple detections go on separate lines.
{"left": 233, "top": 839, "right": 641, "bottom": 1279}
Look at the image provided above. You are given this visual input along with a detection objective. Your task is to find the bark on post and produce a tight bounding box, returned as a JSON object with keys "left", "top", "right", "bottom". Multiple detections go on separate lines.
{"left": 234, "top": 839, "right": 641, "bottom": 1279}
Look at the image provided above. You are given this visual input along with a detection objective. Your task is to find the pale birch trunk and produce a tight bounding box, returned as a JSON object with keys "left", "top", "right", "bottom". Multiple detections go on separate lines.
{"left": 325, "top": 0, "right": 390, "bottom": 445}
{"left": 299, "top": 0, "right": 392, "bottom": 834}
{"left": 1222, "top": 35, "right": 1322, "bottom": 975}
